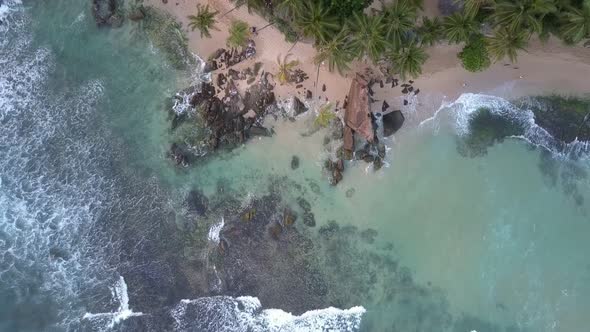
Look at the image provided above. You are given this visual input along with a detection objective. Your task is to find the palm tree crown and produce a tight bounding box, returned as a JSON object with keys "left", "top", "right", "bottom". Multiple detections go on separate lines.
{"left": 417, "top": 16, "right": 443, "bottom": 47}
{"left": 226, "top": 20, "right": 251, "bottom": 49}
{"left": 295, "top": 1, "right": 341, "bottom": 44}
{"left": 486, "top": 27, "right": 528, "bottom": 62}
{"left": 559, "top": 2, "right": 590, "bottom": 44}
{"left": 314, "top": 32, "right": 355, "bottom": 74}
{"left": 187, "top": 4, "right": 219, "bottom": 38}
{"left": 347, "top": 13, "right": 388, "bottom": 62}
{"left": 491, "top": 0, "right": 557, "bottom": 35}
{"left": 382, "top": 0, "right": 418, "bottom": 50}
{"left": 391, "top": 40, "right": 428, "bottom": 80}
{"left": 443, "top": 11, "right": 479, "bottom": 43}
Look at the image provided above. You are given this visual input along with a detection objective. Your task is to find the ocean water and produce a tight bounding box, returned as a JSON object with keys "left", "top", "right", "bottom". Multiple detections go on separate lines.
{"left": 2, "top": 1, "right": 590, "bottom": 332}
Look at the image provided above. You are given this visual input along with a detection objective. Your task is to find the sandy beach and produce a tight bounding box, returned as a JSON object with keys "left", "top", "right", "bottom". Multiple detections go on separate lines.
{"left": 146, "top": 0, "right": 590, "bottom": 113}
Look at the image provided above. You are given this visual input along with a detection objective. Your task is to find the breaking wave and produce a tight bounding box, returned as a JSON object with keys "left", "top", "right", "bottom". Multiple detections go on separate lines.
{"left": 171, "top": 296, "right": 365, "bottom": 332}
{"left": 422, "top": 93, "right": 590, "bottom": 158}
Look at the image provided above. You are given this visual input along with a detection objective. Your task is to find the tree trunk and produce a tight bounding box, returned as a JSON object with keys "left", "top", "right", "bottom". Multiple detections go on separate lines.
{"left": 221, "top": 6, "right": 238, "bottom": 18}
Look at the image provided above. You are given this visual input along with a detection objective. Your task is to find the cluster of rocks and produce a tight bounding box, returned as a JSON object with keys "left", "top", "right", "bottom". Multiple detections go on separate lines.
{"left": 204, "top": 44, "right": 257, "bottom": 74}
{"left": 92, "top": 0, "right": 123, "bottom": 27}
{"left": 167, "top": 42, "right": 284, "bottom": 166}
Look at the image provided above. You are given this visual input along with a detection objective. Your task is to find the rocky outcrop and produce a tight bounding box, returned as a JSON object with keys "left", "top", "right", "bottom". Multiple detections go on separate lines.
{"left": 92, "top": 0, "right": 123, "bottom": 27}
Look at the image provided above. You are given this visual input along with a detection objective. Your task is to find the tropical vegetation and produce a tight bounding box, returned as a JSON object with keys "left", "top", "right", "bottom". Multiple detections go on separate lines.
{"left": 187, "top": 4, "right": 219, "bottom": 38}
{"left": 225, "top": 0, "right": 590, "bottom": 80}
{"left": 226, "top": 20, "right": 251, "bottom": 48}
{"left": 276, "top": 54, "right": 299, "bottom": 84}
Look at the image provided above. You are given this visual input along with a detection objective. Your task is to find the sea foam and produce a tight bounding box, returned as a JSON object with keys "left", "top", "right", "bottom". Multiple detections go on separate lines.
{"left": 171, "top": 295, "right": 366, "bottom": 332}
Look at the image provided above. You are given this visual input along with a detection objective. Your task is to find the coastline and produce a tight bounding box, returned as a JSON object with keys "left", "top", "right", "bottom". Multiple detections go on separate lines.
{"left": 147, "top": 0, "right": 590, "bottom": 113}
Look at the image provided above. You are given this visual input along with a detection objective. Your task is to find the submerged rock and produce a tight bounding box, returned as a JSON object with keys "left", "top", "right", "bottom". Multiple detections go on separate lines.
{"left": 291, "top": 156, "right": 300, "bottom": 170}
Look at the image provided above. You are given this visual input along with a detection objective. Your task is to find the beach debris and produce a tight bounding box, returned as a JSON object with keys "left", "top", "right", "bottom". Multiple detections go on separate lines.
{"left": 382, "top": 110, "right": 405, "bottom": 137}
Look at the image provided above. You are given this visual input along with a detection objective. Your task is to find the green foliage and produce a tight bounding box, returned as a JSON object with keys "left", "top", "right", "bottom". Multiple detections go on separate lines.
{"left": 324, "top": 0, "right": 369, "bottom": 19}
{"left": 559, "top": 1, "right": 590, "bottom": 44}
{"left": 391, "top": 40, "right": 428, "bottom": 80}
{"left": 417, "top": 16, "right": 443, "bottom": 47}
{"left": 443, "top": 11, "right": 479, "bottom": 43}
{"left": 226, "top": 20, "right": 251, "bottom": 49}
{"left": 458, "top": 0, "right": 490, "bottom": 18}
{"left": 314, "top": 32, "right": 355, "bottom": 74}
{"left": 315, "top": 103, "right": 337, "bottom": 128}
{"left": 382, "top": 0, "right": 418, "bottom": 50}
{"left": 458, "top": 36, "right": 491, "bottom": 72}
{"left": 276, "top": 54, "right": 299, "bottom": 84}
{"left": 486, "top": 27, "right": 528, "bottom": 62}
{"left": 187, "top": 4, "right": 219, "bottom": 38}
{"left": 347, "top": 12, "right": 388, "bottom": 62}
{"left": 295, "top": 0, "right": 341, "bottom": 44}
{"left": 274, "top": 17, "right": 299, "bottom": 43}
{"left": 490, "top": 0, "right": 557, "bottom": 35}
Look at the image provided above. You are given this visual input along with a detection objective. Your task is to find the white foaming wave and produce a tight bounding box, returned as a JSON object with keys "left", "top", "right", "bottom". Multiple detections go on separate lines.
{"left": 1, "top": 19, "right": 120, "bottom": 330}
{"left": 83, "top": 276, "right": 144, "bottom": 329}
{"left": 171, "top": 295, "right": 366, "bottom": 332}
{"left": 207, "top": 217, "right": 224, "bottom": 244}
{"left": 419, "top": 93, "right": 590, "bottom": 158}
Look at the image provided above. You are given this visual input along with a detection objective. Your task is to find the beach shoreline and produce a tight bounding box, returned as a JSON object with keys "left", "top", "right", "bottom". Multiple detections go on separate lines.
{"left": 147, "top": 0, "right": 590, "bottom": 114}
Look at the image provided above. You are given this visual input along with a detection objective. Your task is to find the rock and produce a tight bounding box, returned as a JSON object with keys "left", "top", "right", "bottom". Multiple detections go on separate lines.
{"left": 249, "top": 126, "right": 272, "bottom": 137}
{"left": 216, "top": 73, "right": 227, "bottom": 88}
{"left": 187, "top": 189, "right": 208, "bottom": 215}
{"left": 293, "top": 97, "right": 308, "bottom": 116}
{"left": 297, "top": 197, "right": 312, "bottom": 212}
{"left": 377, "top": 143, "right": 386, "bottom": 159}
{"left": 204, "top": 60, "right": 218, "bottom": 73}
{"left": 306, "top": 90, "right": 312, "bottom": 100}
{"left": 362, "top": 154, "right": 375, "bottom": 163}
{"left": 302, "top": 211, "right": 316, "bottom": 227}
{"left": 322, "top": 84, "right": 326, "bottom": 92}
{"left": 291, "top": 156, "right": 300, "bottom": 170}
{"left": 283, "top": 208, "right": 297, "bottom": 227}
{"left": 403, "top": 99, "right": 408, "bottom": 105}
{"left": 228, "top": 69, "right": 240, "bottom": 81}
{"left": 168, "top": 143, "right": 190, "bottom": 167}
{"left": 335, "top": 159, "right": 344, "bottom": 172}
{"left": 330, "top": 168, "right": 343, "bottom": 186}
{"left": 382, "top": 110, "right": 405, "bottom": 137}
{"left": 211, "top": 48, "right": 225, "bottom": 60}
{"left": 241, "top": 208, "right": 256, "bottom": 222}
{"left": 345, "top": 188, "right": 355, "bottom": 198}
{"left": 92, "top": 0, "right": 120, "bottom": 27}
{"left": 382, "top": 100, "right": 390, "bottom": 113}
{"left": 374, "top": 157, "right": 383, "bottom": 171}
{"left": 253, "top": 62, "right": 263, "bottom": 75}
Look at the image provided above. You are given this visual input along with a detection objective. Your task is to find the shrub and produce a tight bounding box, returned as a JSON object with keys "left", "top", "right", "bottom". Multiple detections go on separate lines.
{"left": 324, "top": 0, "right": 369, "bottom": 19}
{"left": 458, "top": 36, "right": 491, "bottom": 72}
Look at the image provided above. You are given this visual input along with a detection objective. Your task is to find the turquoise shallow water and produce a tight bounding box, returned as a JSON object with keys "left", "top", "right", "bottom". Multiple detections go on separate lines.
{"left": 2, "top": 0, "right": 590, "bottom": 331}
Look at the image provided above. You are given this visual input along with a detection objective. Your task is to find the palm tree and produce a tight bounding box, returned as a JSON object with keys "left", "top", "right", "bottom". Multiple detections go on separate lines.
{"left": 391, "top": 40, "right": 428, "bottom": 80}
{"left": 382, "top": 0, "right": 418, "bottom": 50}
{"left": 490, "top": 0, "right": 557, "bottom": 35}
{"left": 187, "top": 4, "right": 219, "bottom": 38}
{"left": 276, "top": 0, "right": 305, "bottom": 19}
{"left": 226, "top": 20, "right": 251, "bottom": 49}
{"left": 295, "top": 0, "right": 341, "bottom": 44}
{"left": 458, "top": 0, "right": 490, "bottom": 18}
{"left": 276, "top": 54, "right": 299, "bottom": 85}
{"left": 314, "top": 32, "right": 355, "bottom": 74}
{"left": 347, "top": 13, "right": 388, "bottom": 62}
{"left": 486, "top": 27, "right": 528, "bottom": 62}
{"left": 559, "top": 2, "right": 590, "bottom": 44}
{"left": 443, "top": 11, "right": 479, "bottom": 43}
{"left": 417, "top": 16, "right": 442, "bottom": 47}
{"left": 222, "top": 0, "right": 266, "bottom": 18}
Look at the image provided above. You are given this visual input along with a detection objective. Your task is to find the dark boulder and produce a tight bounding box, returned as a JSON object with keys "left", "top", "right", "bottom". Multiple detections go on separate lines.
{"left": 92, "top": 0, "right": 122, "bottom": 27}
{"left": 293, "top": 97, "right": 308, "bottom": 116}
{"left": 382, "top": 110, "right": 405, "bottom": 137}
{"left": 291, "top": 156, "right": 300, "bottom": 170}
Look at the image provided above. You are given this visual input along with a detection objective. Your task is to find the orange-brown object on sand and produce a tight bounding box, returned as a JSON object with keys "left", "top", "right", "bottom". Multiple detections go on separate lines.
{"left": 344, "top": 74, "right": 373, "bottom": 142}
